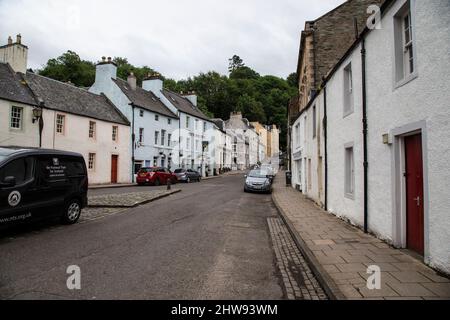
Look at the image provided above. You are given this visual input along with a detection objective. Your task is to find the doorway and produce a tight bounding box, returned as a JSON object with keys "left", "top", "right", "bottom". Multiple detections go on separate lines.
{"left": 111, "top": 155, "right": 118, "bottom": 184}
{"left": 404, "top": 134, "right": 424, "bottom": 255}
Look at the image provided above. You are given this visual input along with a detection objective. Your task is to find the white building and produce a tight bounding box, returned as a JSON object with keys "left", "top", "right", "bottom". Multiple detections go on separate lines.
{"left": 0, "top": 37, "right": 131, "bottom": 185}
{"left": 291, "top": 0, "right": 450, "bottom": 274}
{"left": 142, "top": 75, "right": 216, "bottom": 177}
{"left": 211, "top": 119, "right": 233, "bottom": 172}
{"left": 89, "top": 61, "right": 179, "bottom": 179}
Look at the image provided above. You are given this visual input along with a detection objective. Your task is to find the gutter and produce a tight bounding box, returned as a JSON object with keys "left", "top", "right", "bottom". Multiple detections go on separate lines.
{"left": 361, "top": 38, "right": 369, "bottom": 234}
{"left": 131, "top": 104, "right": 136, "bottom": 183}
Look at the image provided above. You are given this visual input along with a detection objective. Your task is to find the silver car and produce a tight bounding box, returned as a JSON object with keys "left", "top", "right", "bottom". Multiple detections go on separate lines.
{"left": 244, "top": 170, "right": 272, "bottom": 194}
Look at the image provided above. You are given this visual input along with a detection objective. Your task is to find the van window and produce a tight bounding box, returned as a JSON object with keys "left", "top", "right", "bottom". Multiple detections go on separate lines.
{"left": 64, "top": 158, "right": 85, "bottom": 176}
{"left": 0, "top": 157, "right": 34, "bottom": 185}
{"left": 38, "top": 157, "right": 68, "bottom": 181}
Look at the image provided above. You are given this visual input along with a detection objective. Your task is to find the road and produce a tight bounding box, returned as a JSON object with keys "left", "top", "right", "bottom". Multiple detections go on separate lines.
{"left": 0, "top": 174, "right": 285, "bottom": 299}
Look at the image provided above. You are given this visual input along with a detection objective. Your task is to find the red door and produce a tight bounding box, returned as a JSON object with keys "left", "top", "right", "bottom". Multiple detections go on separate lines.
{"left": 111, "top": 155, "right": 118, "bottom": 184}
{"left": 404, "top": 134, "right": 424, "bottom": 255}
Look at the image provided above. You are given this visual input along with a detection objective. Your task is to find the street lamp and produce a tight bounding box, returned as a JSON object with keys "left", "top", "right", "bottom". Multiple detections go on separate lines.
{"left": 32, "top": 103, "right": 44, "bottom": 148}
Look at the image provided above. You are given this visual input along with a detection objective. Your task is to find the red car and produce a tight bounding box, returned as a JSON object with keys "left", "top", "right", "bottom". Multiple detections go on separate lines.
{"left": 136, "top": 167, "right": 177, "bottom": 186}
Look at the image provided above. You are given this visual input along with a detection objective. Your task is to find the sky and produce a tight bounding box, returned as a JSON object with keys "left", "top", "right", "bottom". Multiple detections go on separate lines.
{"left": 0, "top": 0, "right": 345, "bottom": 80}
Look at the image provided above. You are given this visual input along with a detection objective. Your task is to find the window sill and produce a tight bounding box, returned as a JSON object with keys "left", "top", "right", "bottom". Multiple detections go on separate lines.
{"left": 394, "top": 72, "right": 418, "bottom": 90}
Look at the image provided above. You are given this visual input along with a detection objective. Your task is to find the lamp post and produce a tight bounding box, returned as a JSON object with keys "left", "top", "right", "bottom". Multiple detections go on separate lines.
{"left": 32, "top": 106, "right": 44, "bottom": 148}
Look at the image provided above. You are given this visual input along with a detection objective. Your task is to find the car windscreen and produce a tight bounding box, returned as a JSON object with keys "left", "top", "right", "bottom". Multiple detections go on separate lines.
{"left": 248, "top": 170, "right": 267, "bottom": 178}
{"left": 174, "top": 169, "right": 185, "bottom": 173}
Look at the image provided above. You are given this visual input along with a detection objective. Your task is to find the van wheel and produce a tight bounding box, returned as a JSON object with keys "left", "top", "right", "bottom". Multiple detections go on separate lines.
{"left": 62, "top": 199, "right": 81, "bottom": 225}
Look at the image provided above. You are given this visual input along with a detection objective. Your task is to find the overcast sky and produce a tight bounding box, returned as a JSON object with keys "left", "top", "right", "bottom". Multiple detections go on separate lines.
{"left": 0, "top": 0, "right": 345, "bottom": 80}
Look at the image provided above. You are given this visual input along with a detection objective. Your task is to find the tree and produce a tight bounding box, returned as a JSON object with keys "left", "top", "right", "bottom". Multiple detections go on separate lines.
{"left": 38, "top": 51, "right": 95, "bottom": 87}
{"left": 228, "top": 55, "right": 245, "bottom": 73}
{"left": 287, "top": 72, "right": 298, "bottom": 88}
{"left": 230, "top": 66, "right": 260, "bottom": 80}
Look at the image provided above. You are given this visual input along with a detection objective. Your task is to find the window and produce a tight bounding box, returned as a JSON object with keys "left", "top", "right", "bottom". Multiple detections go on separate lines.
{"left": 155, "top": 114, "right": 159, "bottom": 121}
{"left": 154, "top": 131, "right": 159, "bottom": 145}
{"left": 168, "top": 134, "right": 172, "bottom": 147}
{"left": 312, "top": 106, "right": 316, "bottom": 138}
{"left": 203, "top": 122, "right": 207, "bottom": 132}
{"left": 0, "top": 157, "right": 34, "bottom": 185}
{"left": 139, "top": 128, "right": 144, "bottom": 144}
{"left": 153, "top": 157, "right": 158, "bottom": 167}
{"left": 195, "top": 140, "right": 199, "bottom": 151}
{"left": 161, "top": 130, "right": 166, "bottom": 146}
{"left": 394, "top": 1, "right": 416, "bottom": 84}
{"left": 186, "top": 116, "right": 190, "bottom": 128}
{"left": 140, "top": 110, "right": 144, "bottom": 117}
{"left": 10, "top": 106, "right": 23, "bottom": 129}
{"left": 345, "top": 146, "right": 355, "bottom": 198}
{"left": 195, "top": 119, "right": 199, "bottom": 130}
{"left": 112, "top": 126, "right": 118, "bottom": 142}
{"left": 186, "top": 138, "right": 191, "bottom": 150}
{"left": 88, "top": 153, "right": 96, "bottom": 171}
{"left": 168, "top": 118, "right": 172, "bottom": 125}
{"left": 295, "top": 124, "right": 300, "bottom": 148}
{"left": 343, "top": 63, "right": 354, "bottom": 116}
{"left": 56, "top": 114, "right": 65, "bottom": 134}
{"left": 89, "top": 121, "right": 96, "bottom": 139}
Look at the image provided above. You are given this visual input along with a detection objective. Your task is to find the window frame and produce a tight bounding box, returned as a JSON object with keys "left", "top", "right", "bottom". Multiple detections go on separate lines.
{"left": 312, "top": 105, "right": 317, "bottom": 139}
{"left": 10, "top": 106, "right": 23, "bottom": 130}
{"left": 139, "top": 128, "right": 144, "bottom": 144}
{"left": 56, "top": 114, "right": 66, "bottom": 135}
{"left": 344, "top": 143, "right": 355, "bottom": 199}
{"left": 343, "top": 63, "right": 354, "bottom": 117}
{"left": 155, "top": 114, "right": 159, "bottom": 121}
{"left": 88, "top": 153, "right": 96, "bottom": 171}
{"left": 89, "top": 121, "right": 96, "bottom": 139}
{"left": 112, "top": 126, "right": 118, "bottom": 142}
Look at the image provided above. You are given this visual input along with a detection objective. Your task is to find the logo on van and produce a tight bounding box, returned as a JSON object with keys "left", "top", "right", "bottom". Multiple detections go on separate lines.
{"left": 53, "top": 158, "right": 60, "bottom": 166}
{"left": 8, "top": 191, "right": 21, "bottom": 207}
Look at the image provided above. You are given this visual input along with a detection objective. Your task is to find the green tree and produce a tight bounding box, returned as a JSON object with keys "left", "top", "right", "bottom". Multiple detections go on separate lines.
{"left": 38, "top": 50, "right": 95, "bottom": 87}
{"left": 228, "top": 55, "right": 245, "bottom": 73}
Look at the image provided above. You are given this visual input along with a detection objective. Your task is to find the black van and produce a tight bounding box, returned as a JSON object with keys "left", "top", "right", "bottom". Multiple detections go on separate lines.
{"left": 0, "top": 147, "right": 88, "bottom": 226}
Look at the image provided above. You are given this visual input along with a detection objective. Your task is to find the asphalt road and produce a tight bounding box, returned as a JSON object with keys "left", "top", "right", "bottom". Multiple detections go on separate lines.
{"left": 0, "top": 174, "right": 284, "bottom": 300}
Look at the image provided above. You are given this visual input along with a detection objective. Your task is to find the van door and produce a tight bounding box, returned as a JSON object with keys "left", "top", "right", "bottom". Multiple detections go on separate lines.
{"left": 0, "top": 156, "right": 36, "bottom": 225}
{"left": 34, "top": 155, "right": 71, "bottom": 216}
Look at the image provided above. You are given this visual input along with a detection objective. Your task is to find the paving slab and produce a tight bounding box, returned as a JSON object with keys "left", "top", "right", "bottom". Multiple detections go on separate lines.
{"left": 88, "top": 189, "right": 181, "bottom": 208}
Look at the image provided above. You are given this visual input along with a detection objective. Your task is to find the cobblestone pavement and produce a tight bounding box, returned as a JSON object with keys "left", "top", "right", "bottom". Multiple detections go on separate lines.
{"left": 88, "top": 189, "right": 180, "bottom": 208}
{"left": 272, "top": 172, "right": 450, "bottom": 300}
{"left": 268, "top": 217, "right": 328, "bottom": 300}
{"left": 80, "top": 207, "right": 127, "bottom": 223}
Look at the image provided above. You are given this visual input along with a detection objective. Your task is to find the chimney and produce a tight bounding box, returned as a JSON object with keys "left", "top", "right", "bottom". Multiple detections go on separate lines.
{"left": 184, "top": 90, "right": 198, "bottom": 107}
{"left": 142, "top": 72, "right": 163, "bottom": 97}
{"left": 127, "top": 72, "right": 137, "bottom": 90}
{"left": 0, "top": 34, "right": 28, "bottom": 74}
{"left": 93, "top": 55, "right": 117, "bottom": 84}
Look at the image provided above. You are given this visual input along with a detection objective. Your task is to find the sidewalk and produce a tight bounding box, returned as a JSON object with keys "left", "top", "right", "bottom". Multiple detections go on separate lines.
{"left": 272, "top": 173, "right": 450, "bottom": 300}
{"left": 89, "top": 183, "right": 137, "bottom": 190}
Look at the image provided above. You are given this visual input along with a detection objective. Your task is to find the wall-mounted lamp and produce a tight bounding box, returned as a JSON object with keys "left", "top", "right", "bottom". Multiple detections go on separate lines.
{"left": 32, "top": 107, "right": 43, "bottom": 123}
{"left": 382, "top": 133, "right": 392, "bottom": 145}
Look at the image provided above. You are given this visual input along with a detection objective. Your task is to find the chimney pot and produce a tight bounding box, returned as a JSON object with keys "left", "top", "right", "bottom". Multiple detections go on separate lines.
{"left": 7, "top": 36, "right": 13, "bottom": 45}
{"left": 102, "top": 56, "right": 106, "bottom": 62}
{"left": 16, "top": 34, "right": 21, "bottom": 44}
{"left": 107, "top": 57, "right": 112, "bottom": 62}
{"left": 127, "top": 72, "right": 137, "bottom": 90}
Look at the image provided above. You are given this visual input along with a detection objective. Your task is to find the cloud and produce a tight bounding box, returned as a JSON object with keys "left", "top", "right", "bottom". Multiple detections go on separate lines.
{"left": 0, "top": 0, "right": 345, "bottom": 80}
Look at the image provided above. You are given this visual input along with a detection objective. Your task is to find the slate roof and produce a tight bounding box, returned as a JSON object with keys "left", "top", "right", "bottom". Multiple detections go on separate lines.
{"left": 162, "top": 89, "right": 211, "bottom": 121}
{"left": 0, "top": 63, "right": 37, "bottom": 106}
{"left": 211, "top": 118, "right": 226, "bottom": 133}
{"left": 113, "top": 78, "right": 178, "bottom": 119}
{"left": 25, "top": 72, "right": 129, "bottom": 126}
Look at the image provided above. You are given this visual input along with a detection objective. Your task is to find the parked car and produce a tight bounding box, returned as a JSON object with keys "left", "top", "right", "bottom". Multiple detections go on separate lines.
{"left": 173, "top": 169, "right": 202, "bottom": 183}
{"left": 0, "top": 147, "right": 88, "bottom": 227}
{"left": 260, "top": 164, "right": 276, "bottom": 182}
{"left": 244, "top": 169, "right": 273, "bottom": 194}
{"left": 137, "top": 167, "right": 177, "bottom": 186}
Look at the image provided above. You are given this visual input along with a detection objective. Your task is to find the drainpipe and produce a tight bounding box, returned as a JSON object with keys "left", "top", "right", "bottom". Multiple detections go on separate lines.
{"left": 323, "top": 85, "right": 328, "bottom": 211}
{"left": 361, "top": 38, "right": 369, "bottom": 234}
{"left": 131, "top": 105, "right": 136, "bottom": 183}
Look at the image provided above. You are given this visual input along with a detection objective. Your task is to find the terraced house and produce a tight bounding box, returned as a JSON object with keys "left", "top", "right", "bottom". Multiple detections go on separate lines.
{"left": 289, "top": 0, "right": 450, "bottom": 274}
{"left": 0, "top": 36, "right": 131, "bottom": 185}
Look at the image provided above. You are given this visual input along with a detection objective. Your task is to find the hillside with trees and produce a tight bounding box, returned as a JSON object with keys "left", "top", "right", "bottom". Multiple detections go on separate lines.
{"left": 37, "top": 52, "right": 297, "bottom": 151}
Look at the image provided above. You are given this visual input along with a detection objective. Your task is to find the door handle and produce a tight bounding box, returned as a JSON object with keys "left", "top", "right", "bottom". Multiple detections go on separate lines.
{"left": 414, "top": 196, "right": 421, "bottom": 207}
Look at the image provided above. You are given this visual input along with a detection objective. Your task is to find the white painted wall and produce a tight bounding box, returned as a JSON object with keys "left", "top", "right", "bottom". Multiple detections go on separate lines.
{"left": 0, "top": 100, "right": 39, "bottom": 148}
{"left": 40, "top": 110, "right": 131, "bottom": 185}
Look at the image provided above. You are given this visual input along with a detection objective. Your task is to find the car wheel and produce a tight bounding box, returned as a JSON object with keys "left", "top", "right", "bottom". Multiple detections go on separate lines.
{"left": 61, "top": 199, "right": 81, "bottom": 225}
{"left": 154, "top": 179, "right": 160, "bottom": 186}
{"left": 187, "top": 177, "right": 191, "bottom": 183}
{"left": 198, "top": 177, "right": 201, "bottom": 182}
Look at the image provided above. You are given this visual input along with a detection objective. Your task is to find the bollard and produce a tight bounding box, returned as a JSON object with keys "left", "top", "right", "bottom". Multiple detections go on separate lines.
{"left": 167, "top": 178, "right": 172, "bottom": 190}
